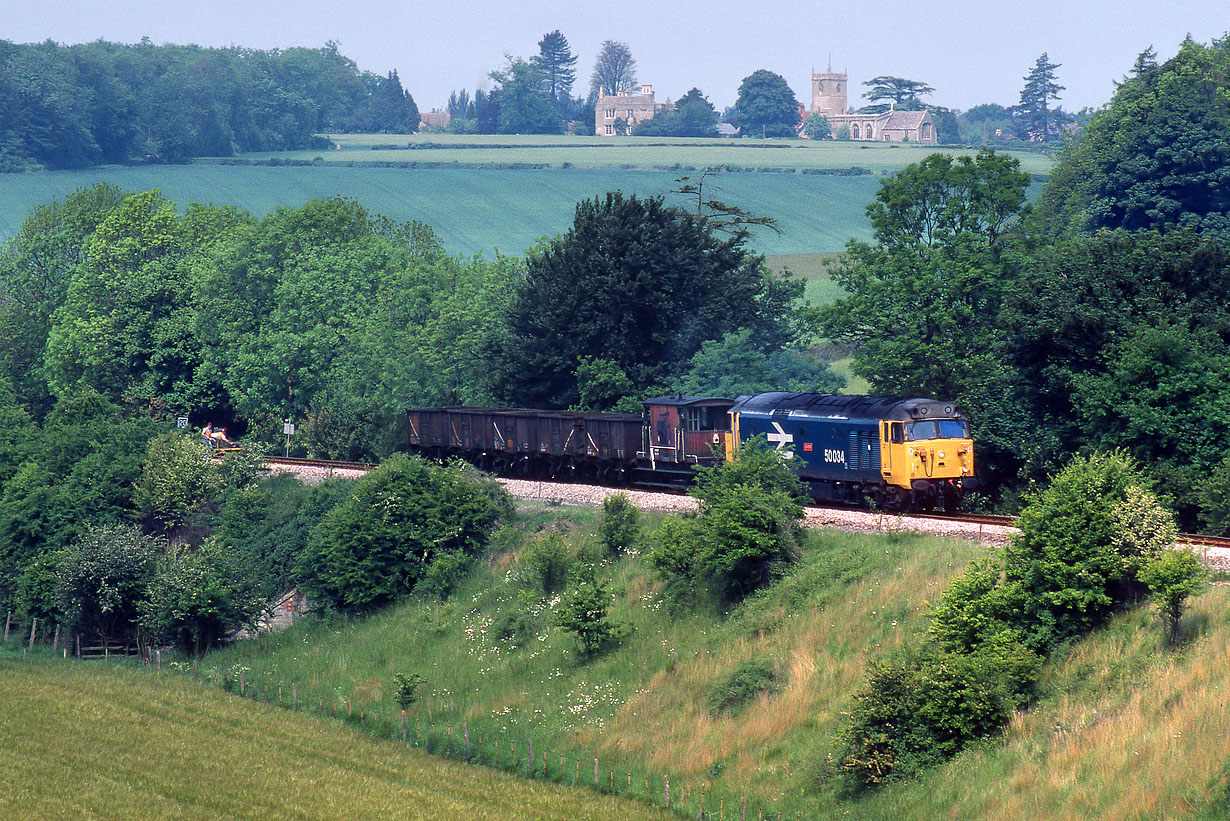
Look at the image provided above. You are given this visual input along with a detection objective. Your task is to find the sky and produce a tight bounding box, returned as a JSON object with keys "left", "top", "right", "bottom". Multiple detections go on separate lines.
{"left": 8, "top": 1, "right": 1229, "bottom": 114}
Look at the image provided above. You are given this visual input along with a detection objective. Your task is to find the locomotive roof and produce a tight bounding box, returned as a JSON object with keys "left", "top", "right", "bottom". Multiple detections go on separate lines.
{"left": 729, "top": 392, "right": 963, "bottom": 421}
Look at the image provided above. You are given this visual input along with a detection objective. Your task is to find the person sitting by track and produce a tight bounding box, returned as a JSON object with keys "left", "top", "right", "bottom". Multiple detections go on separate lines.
{"left": 202, "top": 423, "right": 216, "bottom": 449}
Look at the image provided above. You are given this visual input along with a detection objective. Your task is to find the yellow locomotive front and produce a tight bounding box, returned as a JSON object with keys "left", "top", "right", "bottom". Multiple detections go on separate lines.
{"left": 879, "top": 414, "right": 975, "bottom": 510}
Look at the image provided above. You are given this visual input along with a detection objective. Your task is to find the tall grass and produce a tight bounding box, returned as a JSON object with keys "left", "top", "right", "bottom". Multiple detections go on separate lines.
{"left": 201, "top": 507, "right": 981, "bottom": 816}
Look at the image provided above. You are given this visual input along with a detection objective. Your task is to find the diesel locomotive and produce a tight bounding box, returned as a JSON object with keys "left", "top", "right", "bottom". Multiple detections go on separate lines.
{"left": 407, "top": 392, "right": 975, "bottom": 510}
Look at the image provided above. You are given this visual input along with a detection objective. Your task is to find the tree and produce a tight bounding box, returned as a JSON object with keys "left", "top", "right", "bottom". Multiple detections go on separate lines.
{"left": 364, "top": 69, "right": 420, "bottom": 132}
{"left": 860, "top": 76, "right": 933, "bottom": 113}
{"left": 1003, "top": 230, "right": 1230, "bottom": 504}
{"left": 532, "top": 31, "right": 577, "bottom": 115}
{"left": 801, "top": 113, "right": 831, "bottom": 140}
{"left": 56, "top": 523, "right": 159, "bottom": 648}
{"left": 590, "top": 41, "right": 637, "bottom": 97}
{"left": 299, "top": 454, "right": 510, "bottom": 611}
{"left": 491, "top": 192, "right": 801, "bottom": 408}
{"left": 1032, "top": 36, "right": 1230, "bottom": 241}
{"left": 492, "top": 59, "right": 562, "bottom": 134}
{"left": 730, "top": 70, "right": 800, "bottom": 138}
{"left": 141, "top": 540, "right": 259, "bottom": 655}
{"left": 632, "top": 88, "right": 718, "bottom": 137}
{"left": 1013, "top": 53, "right": 1064, "bottom": 140}
{"left": 675, "top": 329, "right": 843, "bottom": 398}
{"left": 819, "top": 150, "right": 1029, "bottom": 399}
{"left": 132, "top": 432, "right": 223, "bottom": 532}
{"left": 554, "top": 579, "right": 618, "bottom": 657}
{"left": 1140, "top": 547, "right": 1207, "bottom": 647}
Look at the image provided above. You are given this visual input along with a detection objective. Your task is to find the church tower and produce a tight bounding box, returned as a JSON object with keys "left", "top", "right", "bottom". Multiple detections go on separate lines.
{"left": 811, "top": 69, "right": 848, "bottom": 118}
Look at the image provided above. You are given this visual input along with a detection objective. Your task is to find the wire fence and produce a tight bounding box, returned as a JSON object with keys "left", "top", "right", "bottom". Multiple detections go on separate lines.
{"left": 2, "top": 612, "right": 804, "bottom": 820}
{"left": 195, "top": 665, "right": 802, "bottom": 821}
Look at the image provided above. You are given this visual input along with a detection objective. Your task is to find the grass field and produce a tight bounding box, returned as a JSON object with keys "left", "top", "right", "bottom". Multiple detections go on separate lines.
{"left": 279, "top": 133, "right": 1056, "bottom": 175}
{"left": 0, "top": 135, "right": 1050, "bottom": 258}
{"left": 0, "top": 657, "right": 671, "bottom": 820}
{"left": 195, "top": 504, "right": 1230, "bottom": 819}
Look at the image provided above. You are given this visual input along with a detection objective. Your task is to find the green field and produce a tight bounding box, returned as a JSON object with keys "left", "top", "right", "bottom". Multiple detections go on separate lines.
{"left": 0, "top": 136, "right": 1049, "bottom": 258}
{"left": 275, "top": 133, "right": 1056, "bottom": 175}
{"left": 0, "top": 657, "right": 670, "bottom": 820}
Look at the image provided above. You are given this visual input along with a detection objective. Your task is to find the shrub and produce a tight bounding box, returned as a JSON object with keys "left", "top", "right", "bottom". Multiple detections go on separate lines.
{"left": 553, "top": 580, "right": 618, "bottom": 658}
{"left": 707, "top": 658, "right": 781, "bottom": 715}
{"left": 132, "top": 432, "right": 222, "bottom": 531}
{"left": 838, "top": 640, "right": 1040, "bottom": 791}
{"left": 523, "top": 532, "right": 573, "bottom": 594}
{"left": 1140, "top": 547, "right": 1208, "bottom": 647}
{"left": 56, "top": 523, "right": 160, "bottom": 646}
{"left": 1004, "top": 450, "right": 1170, "bottom": 651}
{"left": 415, "top": 551, "right": 473, "bottom": 599}
{"left": 299, "top": 454, "right": 511, "bottom": 612}
{"left": 393, "top": 672, "right": 426, "bottom": 711}
{"left": 598, "top": 493, "right": 639, "bottom": 556}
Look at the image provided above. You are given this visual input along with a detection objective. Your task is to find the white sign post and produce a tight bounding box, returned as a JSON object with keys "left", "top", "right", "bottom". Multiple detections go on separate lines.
{"left": 283, "top": 420, "right": 295, "bottom": 457}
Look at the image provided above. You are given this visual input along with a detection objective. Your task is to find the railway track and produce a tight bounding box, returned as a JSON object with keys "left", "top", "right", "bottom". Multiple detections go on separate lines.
{"left": 258, "top": 457, "right": 1230, "bottom": 557}
{"left": 263, "top": 455, "right": 376, "bottom": 472}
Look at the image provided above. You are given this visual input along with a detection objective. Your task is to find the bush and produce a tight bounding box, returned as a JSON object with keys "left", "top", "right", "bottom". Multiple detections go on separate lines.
{"left": 415, "top": 551, "right": 473, "bottom": 599}
{"left": 707, "top": 658, "right": 781, "bottom": 715}
{"left": 132, "top": 432, "right": 222, "bottom": 531}
{"left": 553, "top": 580, "right": 618, "bottom": 658}
{"left": 56, "top": 523, "right": 160, "bottom": 646}
{"left": 299, "top": 454, "right": 511, "bottom": 612}
{"left": 1005, "top": 450, "right": 1173, "bottom": 651}
{"left": 1140, "top": 547, "right": 1208, "bottom": 647}
{"left": 598, "top": 493, "right": 639, "bottom": 556}
{"left": 523, "top": 532, "right": 573, "bottom": 594}
{"left": 838, "top": 640, "right": 1040, "bottom": 791}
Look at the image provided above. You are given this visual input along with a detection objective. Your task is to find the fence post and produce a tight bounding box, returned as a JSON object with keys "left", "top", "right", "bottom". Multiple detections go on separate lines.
{"left": 741, "top": 796, "right": 746, "bottom": 820}
{"left": 464, "top": 722, "right": 469, "bottom": 756}
{"left": 28, "top": 618, "right": 37, "bottom": 650}
{"left": 157, "top": 649, "right": 161, "bottom": 671}
{"left": 594, "top": 758, "right": 599, "bottom": 785}
{"left": 293, "top": 683, "right": 297, "bottom": 710}
{"left": 52, "top": 624, "right": 60, "bottom": 651}
{"left": 527, "top": 738, "right": 533, "bottom": 772}
{"left": 239, "top": 669, "right": 245, "bottom": 696}
{"left": 665, "top": 775, "right": 669, "bottom": 808}
{"left": 4, "top": 610, "right": 9, "bottom": 642}
{"left": 76, "top": 634, "right": 80, "bottom": 659}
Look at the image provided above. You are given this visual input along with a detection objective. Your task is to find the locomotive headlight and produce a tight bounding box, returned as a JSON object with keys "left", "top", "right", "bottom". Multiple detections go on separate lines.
{"left": 938, "top": 451, "right": 946, "bottom": 459}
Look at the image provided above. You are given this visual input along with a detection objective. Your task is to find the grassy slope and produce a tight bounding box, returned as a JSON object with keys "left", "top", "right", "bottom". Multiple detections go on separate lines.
{"left": 0, "top": 655, "right": 670, "bottom": 820}
{"left": 201, "top": 506, "right": 986, "bottom": 817}
{"left": 201, "top": 506, "right": 1230, "bottom": 818}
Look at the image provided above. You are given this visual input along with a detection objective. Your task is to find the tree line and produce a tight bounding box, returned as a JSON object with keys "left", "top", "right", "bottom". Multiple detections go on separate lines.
{"left": 818, "top": 34, "right": 1230, "bottom": 530}
{"left": 0, "top": 39, "right": 419, "bottom": 170}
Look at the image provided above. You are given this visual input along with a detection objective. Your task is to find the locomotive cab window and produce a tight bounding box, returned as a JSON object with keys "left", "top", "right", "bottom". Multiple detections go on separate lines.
{"left": 890, "top": 422, "right": 905, "bottom": 444}
{"left": 906, "top": 420, "right": 970, "bottom": 441}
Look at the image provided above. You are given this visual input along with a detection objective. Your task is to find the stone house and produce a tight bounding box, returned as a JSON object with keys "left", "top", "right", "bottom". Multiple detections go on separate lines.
{"left": 594, "top": 85, "right": 668, "bottom": 136}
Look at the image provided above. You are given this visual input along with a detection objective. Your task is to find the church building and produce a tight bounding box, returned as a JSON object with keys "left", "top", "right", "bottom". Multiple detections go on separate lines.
{"left": 810, "top": 70, "right": 938, "bottom": 143}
